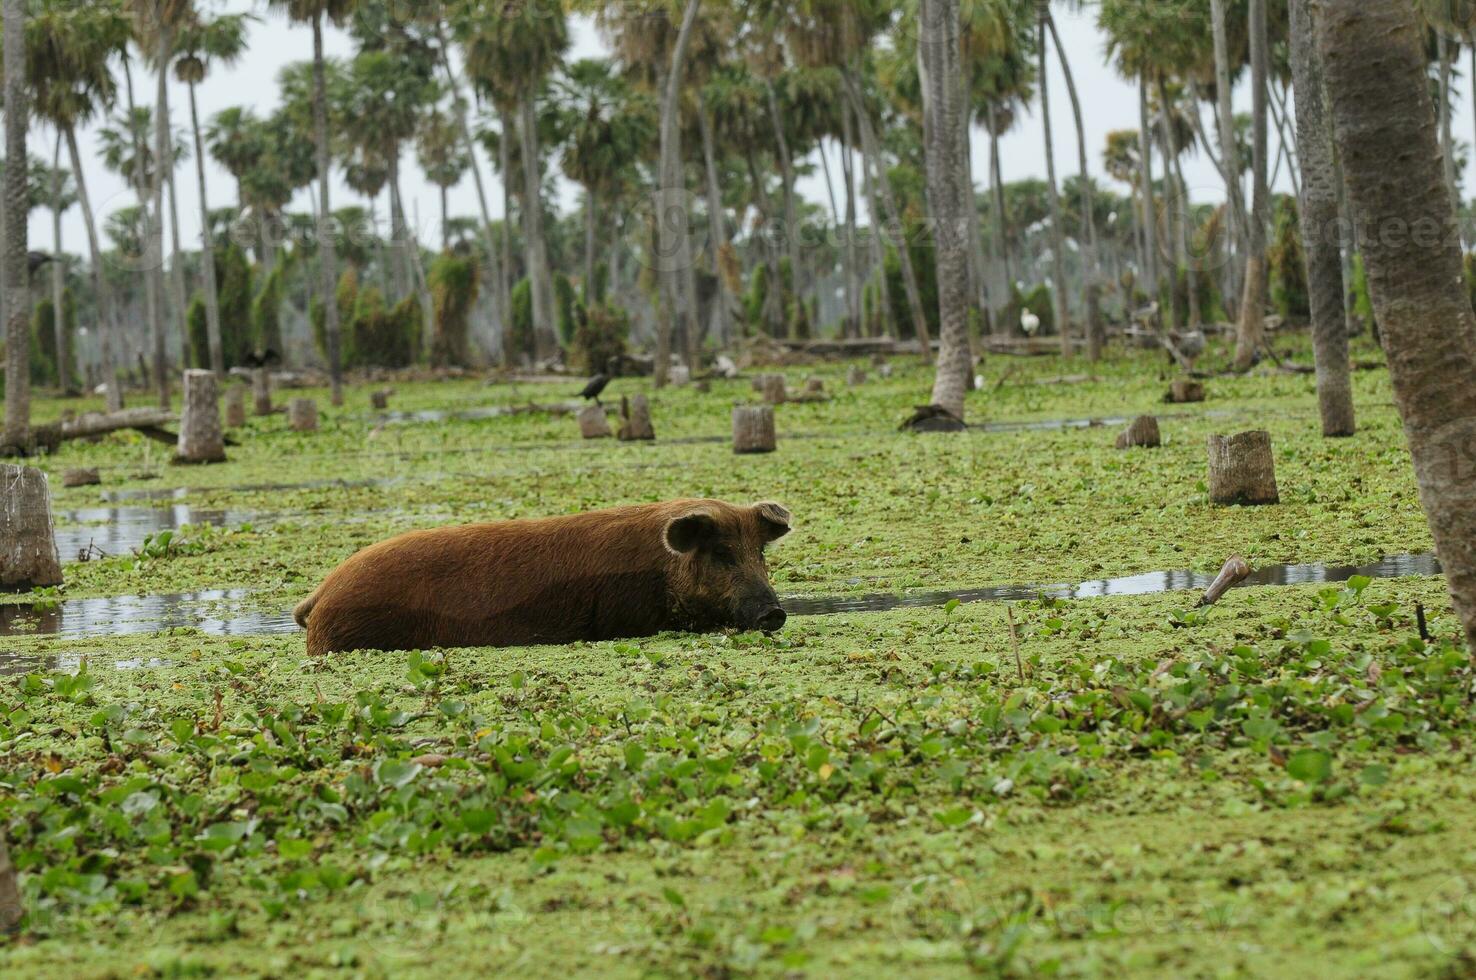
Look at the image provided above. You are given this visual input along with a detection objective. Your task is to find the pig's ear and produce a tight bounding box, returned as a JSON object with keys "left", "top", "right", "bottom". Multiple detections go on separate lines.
{"left": 664, "top": 510, "right": 719, "bottom": 554}
{"left": 754, "top": 502, "right": 791, "bottom": 541}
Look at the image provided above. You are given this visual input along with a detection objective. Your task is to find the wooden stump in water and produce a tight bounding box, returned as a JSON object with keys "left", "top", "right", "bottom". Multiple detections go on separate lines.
{"left": 1167, "top": 379, "right": 1205, "bottom": 403}
{"left": 289, "top": 398, "right": 319, "bottom": 433}
{"left": 252, "top": 369, "right": 272, "bottom": 416}
{"left": 62, "top": 468, "right": 100, "bottom": 488}
{"left": 225, "top": 386, "right": 247, "bottom": 428}
{"left": 733, "top": 405, "right": 776, "bottom": 454}
{"left": 371, "top": 390, "right": 390, "bottom": 411}
{"left": 176, "top": 370, "right": 226, "bottom": 464}
{"left": 847, "top": 367, "right": 868, "bottom": 386}
{"left": 618, "top": 395, "right": 655, "bottom": 441}
{"left": 578, "top": 404, "right": 612, "bottom": 439}
{"left": 760, "top": 374, "right": 787, "bottom": 405}
{"left": 1, "top": 464, "right": 63, "bottom": 591}
{"left": 1207, "top": 431, "right": 1280, "bottom": 505}
{"left": 1115, "top": 415, "right": 1161, "bottom": 449}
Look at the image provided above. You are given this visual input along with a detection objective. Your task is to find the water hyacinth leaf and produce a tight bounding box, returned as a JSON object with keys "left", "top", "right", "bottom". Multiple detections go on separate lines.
{"left": 1287, "top": 750, "right": 1334, "bottom": 784}
{"left": 373, "top": 759, "right": 422, "bottom": 788}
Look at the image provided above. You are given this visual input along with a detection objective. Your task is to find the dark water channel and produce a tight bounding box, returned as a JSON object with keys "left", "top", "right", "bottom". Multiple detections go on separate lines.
{"left": 0, "top": 555, "right": 1442, "bottom": 661}
{"left": 54, "top": 506, "right": 259, "bottom": 559}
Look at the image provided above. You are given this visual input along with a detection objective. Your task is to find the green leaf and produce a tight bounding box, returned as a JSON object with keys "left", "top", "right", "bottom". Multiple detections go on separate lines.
{"left": 373, "top": 759, "right": 423, "bottom": 788}
{"left": 1286, "top": 750, "right": 1333, "bottom": 784}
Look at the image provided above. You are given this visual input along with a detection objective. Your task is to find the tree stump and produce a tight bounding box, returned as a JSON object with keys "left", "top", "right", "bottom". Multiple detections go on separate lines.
{"left": 760, "top": 374, "right": 787, "bottom": 405}
{"left": 1, "top": 465, "right": 63, "bottom": 591}
{"left": 805, "top": 377, "right": 824, "bottom": 395}
{"left": 371, "top": 390, "right": 391, "bottom": 411}
{"left": 1167, "top": 379, "right": 1205, "bottom": 403}
{"left": 669, "top": 364, "right": 691, "bottom": 386}
{"left": 62, "top": 468, "right": 100, "bottom": 488}
{"left": 176, "top": 370, "right": 226, "bottom": 464}
{"left": 1115, "top": 415, "right": 1161, "bottom": 449}
{"left": 618, "top": 395, "right": 655, "bottom": 441}
{"left": 225, "top": 386, "right": 247, "bottom": 428}
{"left": 733, "top": 405, "right": 777, "bottom": 454}
{"left": 847, "top": 367, "right": 868, "bottom": 386}
{"left": 289, "top": 398, "right": 319, "bottom": 433}
{"left": 252, "top": 368, "right": 272, "bottom": 416}
{"left": 578, "top": 404, "right": 612, "bottom": 439}
{"left": 1207, "top": 431, "right": 1280, "bottom": 505}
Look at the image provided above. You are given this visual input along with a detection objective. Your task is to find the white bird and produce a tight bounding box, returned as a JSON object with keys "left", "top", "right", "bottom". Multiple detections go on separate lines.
{"left": 973, "top": 374, "right": 985, "bottom": 391}
{"left": 1020, "top": 310, "right": 1041, "bottom": 335}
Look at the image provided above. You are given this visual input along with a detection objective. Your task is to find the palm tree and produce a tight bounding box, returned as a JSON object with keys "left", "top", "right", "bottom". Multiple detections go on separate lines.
{"left": 460, "top": 0, "right": 568, "bottom": 364}
{"left": 266, "top": 0, "right": 357, "bottom": 406}
{"left": 416, "top": 107, "right": 469, "bottom": 252}
{"left": 1036, "top": 2, "right": 1072, "bottom": 357}
{"left": 1315, "top": 0, "right": 1476, "bottom": 647}
{"left": 556, "top": 59, "right": 653, "bottom": 305}
{"left": 174, "top": 10, "right": 250, "bottom": 377}
{"left": 1234, "top": 0, "right": 1271, "bottom": 371}
{"left": 1288, "top": 0, "right": 1352, "bottom": 437}
{"left": 3, "top": 0, "right": 29, "bottom": 449}
{"left": 45, "top": 143, "right": 77, "bottom": 393}
{"left": 919, "top": 0, "right": 971, "bottom": 420}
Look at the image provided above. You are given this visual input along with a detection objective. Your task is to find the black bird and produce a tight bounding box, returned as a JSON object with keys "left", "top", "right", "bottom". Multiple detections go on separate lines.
{"left": 242, "top": 349, "right": 281, "bottom": 369}
{"left": 578, "top": 373, "right": 611, "bottom": 405}
{"left": 27, "top": 251, "right": 54, "bottom": 275}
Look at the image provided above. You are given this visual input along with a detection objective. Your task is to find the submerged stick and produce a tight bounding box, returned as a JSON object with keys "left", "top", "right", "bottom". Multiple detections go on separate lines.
{"left": 1197, "top": 556, "right": 1253, "bottom": 608}
{"left": 1416, "top": 602, "right": 1430, "bottom": 643}
{"left": 1006, "top": 606, "right": 1025, "bottom": 684}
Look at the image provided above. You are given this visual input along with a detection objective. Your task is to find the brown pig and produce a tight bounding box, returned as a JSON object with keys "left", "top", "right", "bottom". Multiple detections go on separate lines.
{"left": 293, "top": 499, "right": 791, "bottom": 654}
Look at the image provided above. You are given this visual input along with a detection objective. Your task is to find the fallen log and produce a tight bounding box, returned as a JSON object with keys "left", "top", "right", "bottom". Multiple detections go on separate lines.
{"left": 5, "top": 409, "right": 179, "bottom": 456}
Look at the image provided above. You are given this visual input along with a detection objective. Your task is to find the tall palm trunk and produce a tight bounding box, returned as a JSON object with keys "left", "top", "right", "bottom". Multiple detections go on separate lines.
{"left": 745, "top": 150, "right": 785, "bottom": 337}
{"left": 920, "top": 0, "right": 971, "bottom": 418}
{"left": 1210, "top": 0, "right": 1246, "bottom": 251}
{"left": 51, "top": 133, "right": 71, "bottom": 394}
{"left": 66, "top": 126, "right": 122, "bottom": 410}
{"left": 1137, "top": 78, "right": 1160, "bottom": 316}
{"left": 519, "top": 96, "right": 557, "bottom": 362}
{"left": 150, "top": 28, "right": 174, "bottom": 407}
{"left": 765, "top": 82, "right": 804, "bottom": 339}
{"left": 1047, "top": 13, "right": 1100, "bottom": 359}
{"left": 653, "top": 0, "right": 701, "bottom": 385}
{"left": 313, "top": 15, "right": 343, "bottom": 405}
{"left": 498, "top": 107, "right": 517, "bottom": 366}
{"left": 187, "top": 81, "right": 223, "bottom": 376}
{"left": 124, "top": 52, "right": 167, "bottom": 408}
{"left": 838, "top": 106, "right": 863, "bottom": 338}
{"left": 1316, "top": 0, "right": 1476, "bottom": 648}
{"left": 1289, "top": 0, "right": 1353, "bottom": 437}
{"left": 859, "top": 122, "right": 894, "bottom": 338}
{"left": 165, "top": 134, "right": 190, "bottom": 368}
{"left": 988, "top": 121, "right": 1012, "bottom": 313}
{"left": 582, "top": 190, "right": 597, "bottom": 304}
{"left": 2, "top": 0, "right": 28, "bottom": 449}
{"left": 1156, "top": 78, "right": 1200, "bottom": 329}
{"left": 1038, "top": 12, "right": 1072, "bottom": 357}
{"left": 843, "top": 67, "right": 932, "bottom": 359}
{"left": 697, "top": 94, "right": 733, "bottom": 344}
{"left": 390, "top": 152, "right": 434, "bottom": 344}
{"left": 1234, "top": 0, "right": 1271, "bottom": 371}
{"left": 386, "top": 152, "right": 409, "bottom": 299}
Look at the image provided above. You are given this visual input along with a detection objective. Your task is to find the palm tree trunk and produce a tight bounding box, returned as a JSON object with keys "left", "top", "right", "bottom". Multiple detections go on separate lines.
{"left": 436, "top": 21, "right": 504, "bottom": 346}
{"left": 654, "top": 0, "right": 702, "bottom": 385}
{"left": 860, "top": 134, "right": 894, "bottom": 338}
{"left": 187, "top": 81, "right": 223, "bottom": 377}
{"left": 1156, "top": 78, "right": 1199, "bottom": 329}
{"left": 391, "top": 156, "right": 434, "bottom": 347}
{"left": 498, "top": 108, "right": 517, "bottom": 366}
{"left": 1269, "top": 81, "right": 1301, "bottom": 201}
{"left": 838, "top": 105, "right": 863, "bottom": 338}
{"left": 1289, "top": 0, "right": 1353, "bottom": 437}
{"left": 150, "top": 29, "right": 174, "bottom": 408}
{"left": 1039, "top": 13, "right": 1072, "bottom": 357}
{"left": 1235, "top": 0, "right": 1271, "bottom": 371}
{"left": 582, "top": 189, "right": 597, "bottom": 303}
{"left": 66, "top": 125, "right": 122, "bottom": 410}
{"left": 843, "top": 67, "right": 933, "bottom": 359}
{"left": 1210, "top": 0, "right": 1246, "bottom": 252}
{"left": 745, "top": 150, "right": 785, "bottom": 337}
{"left": 1439, "top": 33, "right": 1459, "bottom": 211}
{"left": 2, "top": 0, "right": 28, "bottom": 449}
{"left": 1137, "top": 78, "right": 1160, "bottom": 316}
{"left": 386, "top": 153, "right": 409, "bottom": 299}
{"left": 51, "top": 132, "right": 71, "bottom": 394}
{"left": 765, "top": 82, "right": 804, "bottom": 340}
{"left": 124, "top": 52, "right": 166, "bottom": 408}
{"left": 697, "top": 93, "right": 733, "bottom": 344}
{"left": 920, "top": 0, "right": 970, "bottom": 418}
{"left": 165, "top": 137, "right": 190, "bottom": 369}
{"left": 989, "top": 122, "right": 1012, "bottom": 308}
{"left": 519, "top": 96, "right": 557, "bottom": 362}
{"left": 1046, "top": 12, "right": 1098, "bottom": 357}
{"left": 1315, "top": 0, "right": 1476, "bottom": 648}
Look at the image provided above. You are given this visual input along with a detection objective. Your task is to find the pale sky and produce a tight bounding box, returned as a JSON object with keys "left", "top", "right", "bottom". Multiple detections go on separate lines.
{"left": 47, "top": 4, "right": 1403, "bottom": 259}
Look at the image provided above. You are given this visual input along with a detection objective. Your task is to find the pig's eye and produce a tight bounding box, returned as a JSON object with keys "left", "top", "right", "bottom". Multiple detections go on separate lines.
{"left": 710, "top": 546, "right": 737, "bottom": 566}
